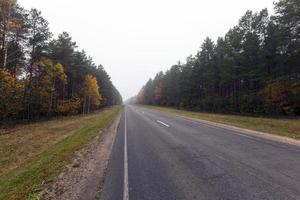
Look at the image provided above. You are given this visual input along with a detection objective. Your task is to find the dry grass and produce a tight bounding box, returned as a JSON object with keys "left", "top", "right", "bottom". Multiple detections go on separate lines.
{"left": 0, "top": 106, "right": 122, "bottom": 200}
{"left": 0, "top": 107, "right": 117, "bottom": 180}
{"left": 144, "top": 105, "right": 300, "bottom": 140}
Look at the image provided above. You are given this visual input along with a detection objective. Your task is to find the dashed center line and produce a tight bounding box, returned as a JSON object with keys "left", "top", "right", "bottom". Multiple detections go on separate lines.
{"left": 157, "top": 120, "right": 170, "bottom": 127}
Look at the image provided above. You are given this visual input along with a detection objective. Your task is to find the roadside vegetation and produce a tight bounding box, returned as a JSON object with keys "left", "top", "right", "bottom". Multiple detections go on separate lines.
{"left": 0, "top": 0, "right": 122, "bottom": 124}
{"left": 0, "top": 1, "right": 123, "bottom": 199}
{"left": 137, "top": 0, "right": 300, "bottom": 117}
{"left": 145, "top": 105, "right": 300, "bottom": 140}
{"left": 0, "top": 106, "right": 122, "bottom": 200}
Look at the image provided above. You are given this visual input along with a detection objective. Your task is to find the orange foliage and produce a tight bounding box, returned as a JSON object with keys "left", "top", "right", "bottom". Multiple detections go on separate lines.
{"left": 261, "top": 81, "right": 300, "bottom": 114}
{"left": 56, "top": 97, "right": 81, "bottom": 115}
{"left": 137, "top": 90, "right": 145, "bottom": 104}
{"left": 154, "top": 85, "right": 162, "bottom": 101}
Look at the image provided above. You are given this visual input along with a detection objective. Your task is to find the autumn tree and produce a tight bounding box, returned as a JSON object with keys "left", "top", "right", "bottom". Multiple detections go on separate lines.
{"left": 82, "top": 75, "right": 102, "bottom": 114}
{"left": 56, "top": 97, "right": 81, "bottom": 115}
{"left": 0, "top": 68, "right": 23, "bottom": 120}
{"left": 37, "top": 58, "right": 67, "bottom": 116}
{"left": 0, "top": 0, "right": 122, "bottom": 123}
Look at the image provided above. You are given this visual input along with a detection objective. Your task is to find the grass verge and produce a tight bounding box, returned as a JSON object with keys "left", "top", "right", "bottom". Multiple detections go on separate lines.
{"left": 143, "top": 105, "right": 300, "bottom": 140}
{"left": 0, "top": 106, "right": 122, "bottom": 200}
{"left": 0, "top": 107, "right": 122, "bottom": 179}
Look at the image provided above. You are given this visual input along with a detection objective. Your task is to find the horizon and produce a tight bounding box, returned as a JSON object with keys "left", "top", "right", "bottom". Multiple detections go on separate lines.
{"left": 20, "top": 0, "right": 274, "bottom": 100}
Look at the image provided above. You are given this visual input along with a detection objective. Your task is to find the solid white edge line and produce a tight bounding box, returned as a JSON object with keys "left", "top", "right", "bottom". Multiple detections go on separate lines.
{"left": 157, "top": 120, "right": 170, "bottom": 127}
{"left": 123, "top": 108, "right": 129, "bottom": 200}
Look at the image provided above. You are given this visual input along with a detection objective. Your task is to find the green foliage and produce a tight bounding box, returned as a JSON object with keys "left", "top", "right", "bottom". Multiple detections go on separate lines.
{"left": 48, "top": 33, "right": 122, "bottom": 107}
{"left": 0, "top": 1, "right": 122, "bottom": 122}
{"left": 139, "top": 0, "right": 300, "bottom": 116}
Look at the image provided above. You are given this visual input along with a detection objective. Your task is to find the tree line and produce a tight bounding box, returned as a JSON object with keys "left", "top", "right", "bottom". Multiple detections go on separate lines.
{"left": 0, "top": 0, "right": 122, "bottom": 122}
{"left": 138, "top": 0, "right": 300, "bottom": 116}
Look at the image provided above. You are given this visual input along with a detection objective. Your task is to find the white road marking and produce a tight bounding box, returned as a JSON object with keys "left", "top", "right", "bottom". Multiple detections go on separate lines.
{"left": 157, "top": 120, "right": 170, "bottom": 127}
{"left": 123, "top": 108, "right": 129, "bottom": 200}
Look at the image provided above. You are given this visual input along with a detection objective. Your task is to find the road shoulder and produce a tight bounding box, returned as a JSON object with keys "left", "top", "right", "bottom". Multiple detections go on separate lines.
{"left": 42, "top": 113, "right": 122, "bottom": 200}
{"left": 183, "top": 116, "right": 300, "bottom": 147}
{"left": 143, "top": 106, "right": 300, "bottom": 147}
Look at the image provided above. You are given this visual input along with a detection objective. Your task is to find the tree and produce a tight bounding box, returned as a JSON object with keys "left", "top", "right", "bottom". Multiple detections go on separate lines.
{"left": 5, "top": 5, "right": 27, "bottom": 77}
{"left": 82, "top": 75, "right": 102, "bottom": 114}
{"left": 49, "top": 32, "right": 77, "bottom": 98}
{"left": 154, "top": 85, "right": 162, "bottom": 102}
{"left": 37, "top": 58, "right": 67, "bottom": 116}
{"left": 137, "top": 89, "right": 145, "bottom": 104}
{"left": 27, "top": 8, "right": 51, "bottom": 66}
{"left": 0, "top": 0, "right": 22, "bottom": 68}
{"left": 0, "top": 68, "right": 23, "bottom": 120}
{"left": 0, "top": 1, "right": 122, "bottom": 124}
{"left": 179, "top": 56, "right": 194, "bottom": 108}
{"left": 23, "top": 8, "right": 52, "bottom": 119}
{"left": 138, "top": 1, "right": 300, "bottom": 116}
{"left": 274, "top": 0, "right": 300, "bottom": 78}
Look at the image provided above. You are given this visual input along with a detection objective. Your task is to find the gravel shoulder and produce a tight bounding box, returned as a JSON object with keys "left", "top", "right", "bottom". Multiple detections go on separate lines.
{"left": 42, "top": 113, "right": 121, "bottom": 200}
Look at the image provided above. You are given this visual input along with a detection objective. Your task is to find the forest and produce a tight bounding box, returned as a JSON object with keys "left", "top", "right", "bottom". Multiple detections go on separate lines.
{"left": 138, "top": 0, "right": 300, "bottom": 116}
{"left": 0, "top": 0, "right": 122, "bottom": 122}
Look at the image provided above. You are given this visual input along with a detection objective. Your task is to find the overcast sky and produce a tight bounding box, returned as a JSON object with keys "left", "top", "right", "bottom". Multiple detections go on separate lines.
{"left": 20, "top": 0, "right": 274, "bottom": 100}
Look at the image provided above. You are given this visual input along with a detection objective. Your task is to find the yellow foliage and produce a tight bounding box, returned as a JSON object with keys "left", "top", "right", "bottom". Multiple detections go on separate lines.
{"left": 55, "top": 63, "right": 67, "bottom": 84}
{"left": 0, "top": 68, "right": 24, "bottom": 119}
{"left": 56, "top": 97, "right": 81, "bottom": 115}
{"left": 82, "top": 75, "right": 102, "bottom": 107}
{"left": 38, "top": 58, "right": 67, "bottom": 113}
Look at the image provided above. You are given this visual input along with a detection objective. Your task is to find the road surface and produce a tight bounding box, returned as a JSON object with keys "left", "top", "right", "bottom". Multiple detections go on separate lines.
{"left": 100, "top": 105, "right": 300, "bottom": 200}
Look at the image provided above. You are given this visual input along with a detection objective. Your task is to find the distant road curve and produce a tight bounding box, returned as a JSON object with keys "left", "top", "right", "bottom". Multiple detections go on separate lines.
{"left": 100, "top": 104, "right": 300, "bottom": 200}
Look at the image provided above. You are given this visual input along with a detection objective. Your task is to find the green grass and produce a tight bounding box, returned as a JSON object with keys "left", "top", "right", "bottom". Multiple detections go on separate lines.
{"left": 143, "top": 105, "right": 300, "bottom": 140}
{"left": 0, "top": 107, "right": 121, "bottom": 179}
{"left": 0, "top": 106, "right": 122, "bottom": 200}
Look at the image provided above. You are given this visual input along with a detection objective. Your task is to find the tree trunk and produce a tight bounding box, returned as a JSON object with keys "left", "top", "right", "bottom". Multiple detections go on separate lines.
{"left": 88, "top": 95, "right": 91, "bottom": 114}
{"left": 82, "top": 95, "right": 86, "bottom": 115}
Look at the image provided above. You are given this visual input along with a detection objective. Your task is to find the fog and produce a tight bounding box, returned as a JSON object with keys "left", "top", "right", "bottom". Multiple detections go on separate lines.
{"left": 20, "top": 0, "right": 274, "bottom": 100}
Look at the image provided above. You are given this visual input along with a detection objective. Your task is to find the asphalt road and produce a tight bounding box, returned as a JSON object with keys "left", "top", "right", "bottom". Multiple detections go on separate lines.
{"left": 100, "top": 105, "right": 300, "bottom": 200}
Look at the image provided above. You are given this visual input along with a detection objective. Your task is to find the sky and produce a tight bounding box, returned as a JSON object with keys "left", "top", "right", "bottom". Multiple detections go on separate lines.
{"left": 20, "top": 0, "right": 275, "bottom": 100}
